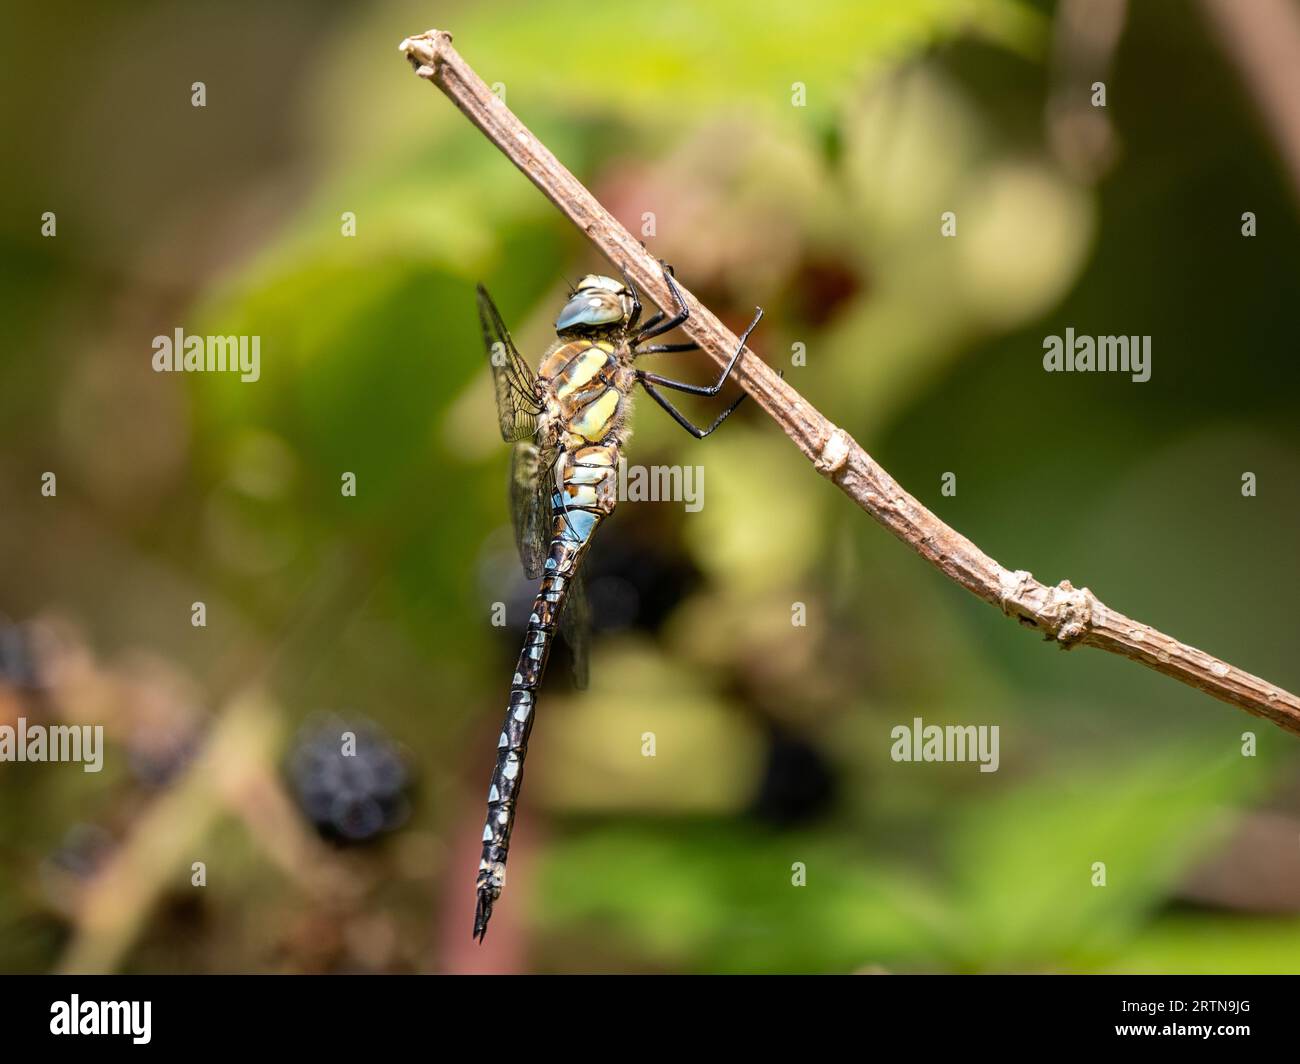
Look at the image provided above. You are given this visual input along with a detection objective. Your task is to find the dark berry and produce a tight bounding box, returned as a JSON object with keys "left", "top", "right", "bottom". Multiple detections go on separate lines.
{"left": 288, "top": 717, "right": 410, "bottom": 843}
{"left": 749, "top": 726, "right": 836, "bottom": 827}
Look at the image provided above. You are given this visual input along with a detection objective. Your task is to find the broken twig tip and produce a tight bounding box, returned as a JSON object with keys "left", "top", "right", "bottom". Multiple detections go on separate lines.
{"left": 399, "top": 29, "right": 453, "bottom": 78}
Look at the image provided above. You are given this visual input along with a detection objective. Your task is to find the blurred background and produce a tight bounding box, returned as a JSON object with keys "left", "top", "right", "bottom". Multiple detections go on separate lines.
{"left": 2, "top": 0, "right": 1300, "bottom": 974}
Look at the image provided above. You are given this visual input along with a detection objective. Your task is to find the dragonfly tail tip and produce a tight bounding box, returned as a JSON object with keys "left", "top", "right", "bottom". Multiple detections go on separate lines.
{"left": 473, "top": 892, "right": 493, "bottom": 943}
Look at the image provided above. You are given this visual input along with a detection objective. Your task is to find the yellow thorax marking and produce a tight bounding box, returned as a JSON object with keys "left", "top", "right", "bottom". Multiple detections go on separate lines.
{"left": 570, "top": 389, "right": 620, "bottom": 441}
{"left": 553, "top": 346, "right": 611, "bottom": 401}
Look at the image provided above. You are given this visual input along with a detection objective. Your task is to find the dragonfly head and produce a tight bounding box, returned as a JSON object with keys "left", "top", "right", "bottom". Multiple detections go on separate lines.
{"left": 556, "top": 275, "right": 635, "bottom": 336}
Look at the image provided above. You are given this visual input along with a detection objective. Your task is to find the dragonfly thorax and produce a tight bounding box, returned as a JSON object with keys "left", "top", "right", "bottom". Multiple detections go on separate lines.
{"left": 538, "top": 339, "right": 635, "bottom": 447}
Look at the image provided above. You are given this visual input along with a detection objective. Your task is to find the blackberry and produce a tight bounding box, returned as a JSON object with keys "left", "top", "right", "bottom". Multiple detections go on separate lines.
{"left": 288, "top": 717, "right": 410, "bottom": 843}
{"left": 749, "top": 725, "right": 836, "bottom": 827}
{"left": 583, "top": 530, "right": 700, "bottom": 635}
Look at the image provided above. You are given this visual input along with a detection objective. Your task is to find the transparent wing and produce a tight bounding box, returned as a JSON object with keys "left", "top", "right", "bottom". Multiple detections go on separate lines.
{"left": 509, "top": 442, "right": 553, "bottom": 581}
{"left": 477, "top": 283, "right": 543, "bottom": 443}
{"left": 560, "top": 566, "right": 591, "bottom": 690}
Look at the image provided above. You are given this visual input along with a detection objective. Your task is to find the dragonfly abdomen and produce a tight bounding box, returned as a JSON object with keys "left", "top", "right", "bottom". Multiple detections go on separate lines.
{"left": 474, "top": 442, "right": 620, "bottom": 941}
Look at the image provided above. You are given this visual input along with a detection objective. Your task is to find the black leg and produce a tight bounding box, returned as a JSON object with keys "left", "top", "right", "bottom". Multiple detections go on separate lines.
{"left": 637, "top": 307, "right": 763, "bottom": 396}
{"left": 636, "top": 311, "right": 665, "bottom": 334}
{"left": 639, "top": 377, "right": 748, "bottom": 439}
{"left": 619, "top": 266, "right": 642, "bottom": 332}
{"left": 636, "top": 341, "right": 701, "bottom": 354}
{"left": 635, "top": 263, "right": 690, "bottom": 342}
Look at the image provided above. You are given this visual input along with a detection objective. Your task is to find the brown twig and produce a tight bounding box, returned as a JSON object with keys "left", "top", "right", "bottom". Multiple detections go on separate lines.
{"left": 398, "top": 29, "right": 1300, "bottom": 738}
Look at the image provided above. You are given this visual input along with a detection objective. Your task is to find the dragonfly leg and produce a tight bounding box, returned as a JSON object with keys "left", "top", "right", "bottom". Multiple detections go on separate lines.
{"left": 619, "top": 265, "right": 643, "bottom": 331}
{"left": 635, "top": 262, "right": 690, "bottom": 342}
{"left": 636, "top": 307, "right": 763, "bottom": 396}
{"left": 638, "top": 375, "right": 748, "bottom": 439}
{"left": 636, "top": 311, "right": 665, "bottom": 334}
{"left": 635, "top": 341, "right": 700, "bottom": 354}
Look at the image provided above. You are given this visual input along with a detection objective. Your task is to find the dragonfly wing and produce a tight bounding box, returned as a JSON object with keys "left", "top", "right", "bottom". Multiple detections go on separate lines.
{"left": 477, "top": 283, "right": 543, "bottom": 443}
{"left": 509, "top": 442, "right": 553, "bottom": 581}
{"left": 560, "top": 566, "right": 592, "bottom": 690}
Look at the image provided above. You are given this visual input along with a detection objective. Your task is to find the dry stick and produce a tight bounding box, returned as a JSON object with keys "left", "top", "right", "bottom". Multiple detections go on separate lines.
{"left": 399, "top": 28, "right": 1300, "bottom": 738}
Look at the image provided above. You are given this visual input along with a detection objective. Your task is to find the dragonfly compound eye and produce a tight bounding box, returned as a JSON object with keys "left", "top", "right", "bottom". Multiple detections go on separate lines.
{"left": 555, "top": 290, "right": 626, "bottom": 332}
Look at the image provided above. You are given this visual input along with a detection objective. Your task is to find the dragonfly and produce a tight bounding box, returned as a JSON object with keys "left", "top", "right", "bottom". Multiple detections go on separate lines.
{"left": 473, "top": 263, "right": 764, "bottom": 941}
